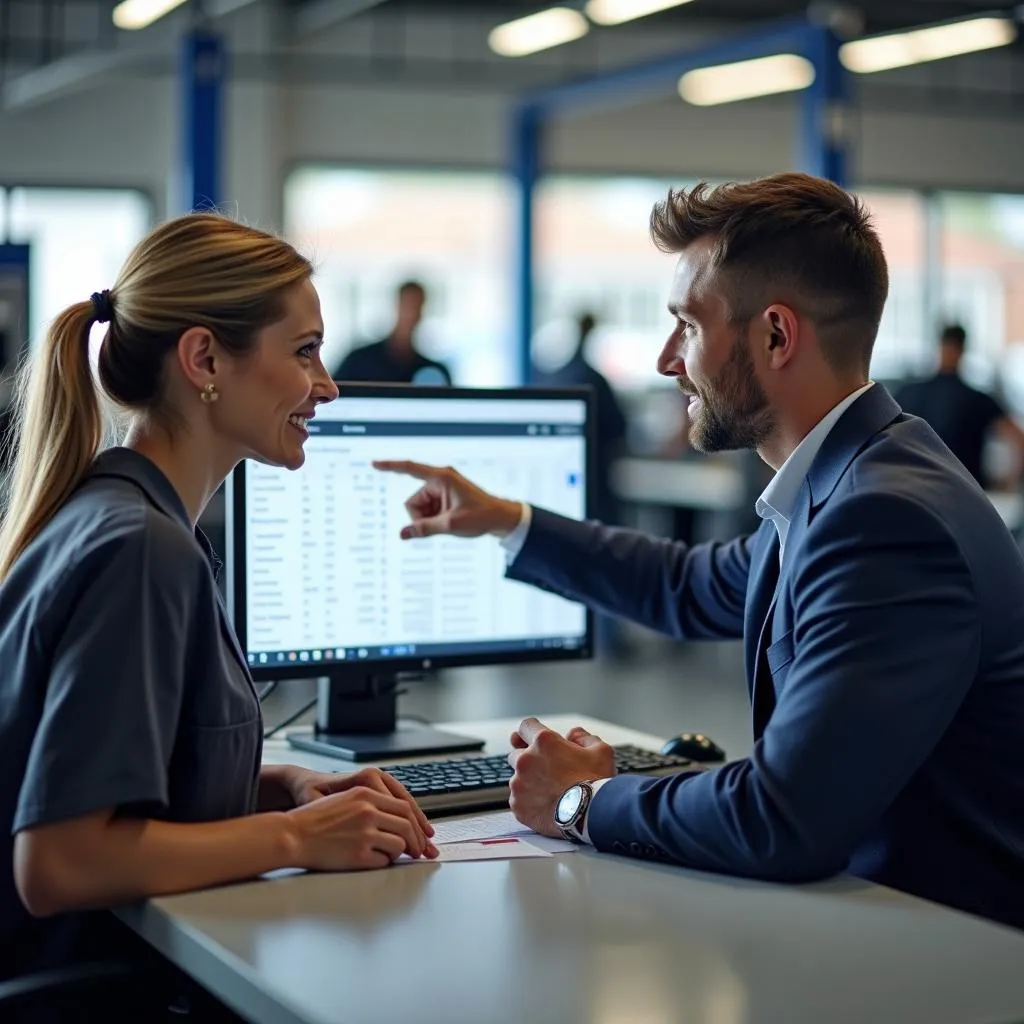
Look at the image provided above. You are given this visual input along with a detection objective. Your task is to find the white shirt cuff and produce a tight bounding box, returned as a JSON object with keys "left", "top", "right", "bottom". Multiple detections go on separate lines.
{"left": 581, "top": 777, "right": 613, "bottom": 845}
{"left": 498, "top": 502, "right": 532, "bottom": 563}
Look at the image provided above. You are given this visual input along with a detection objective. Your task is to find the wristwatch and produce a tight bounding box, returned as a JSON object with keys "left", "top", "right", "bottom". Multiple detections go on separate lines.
{"left": 554, "top": 782, "right": 595, "bottom": 844}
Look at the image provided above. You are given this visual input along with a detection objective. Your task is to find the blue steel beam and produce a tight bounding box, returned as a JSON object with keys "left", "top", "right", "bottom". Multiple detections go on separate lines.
{"left": 510, "top": 16, "right": 854, "bottom": 381}
{"left": 180, "top": 31, "right": 226, "bottom": 213}
{"left": 801, "top": 22, "right": 850, "bottom": 186}
{"left": 522, "top": 15, "right": 813, "bottom": 117}
{"left": 512, "top": 104, "right": 541, "bottom": 386}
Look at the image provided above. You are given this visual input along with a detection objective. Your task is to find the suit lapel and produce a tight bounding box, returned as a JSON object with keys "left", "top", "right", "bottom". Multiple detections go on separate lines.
{"left": 777, "top": 480, "right": 812, "bottom": 601}
{"left": 805, "top": 385, "right": 902, "bottom": 509}
{"left": 751, "top": 481, "right": 811, "bottom": 735}
{"left": 742, "top": 385, "right": 903, "bottom": 736}
{"left": 744, "top": 523, "right": 780, "bottom": 713}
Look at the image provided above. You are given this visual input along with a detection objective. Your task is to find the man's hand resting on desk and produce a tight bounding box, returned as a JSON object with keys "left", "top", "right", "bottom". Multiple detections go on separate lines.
{"left": 507, "top": 719, "right": 616, "bottom": 838}
{"left": 372, "top": 460, "right": 522, "bottom": 539}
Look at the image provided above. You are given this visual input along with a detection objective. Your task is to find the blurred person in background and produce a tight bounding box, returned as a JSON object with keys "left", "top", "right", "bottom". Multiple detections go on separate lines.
{"left": 897, "top": 323, "right": 1024, "bottom": 489}
{"left": 533, "top": 311, "right": 631, "bottom": 658}
{"left": 533, "top": 312, "right": 628, "bottom": 524}
{"left": 334, "top": 280, "right": 451, "bottom": 385}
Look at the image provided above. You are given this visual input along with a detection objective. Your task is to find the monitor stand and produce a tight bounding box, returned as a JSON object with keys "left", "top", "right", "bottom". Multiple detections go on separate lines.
{"left": 285, "top": 674, "right": 485, "bottom": 763}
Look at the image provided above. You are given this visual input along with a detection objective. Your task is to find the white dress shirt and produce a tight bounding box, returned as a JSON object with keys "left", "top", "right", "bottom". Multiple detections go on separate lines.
{"left": 499, "top": 381, "right": 874, "bottom": 843}
{"left": 500, "top": 502, "right": 533, "bottom": 561}
{"left": 754, "top": 382, "right": 873, "bottom": 564}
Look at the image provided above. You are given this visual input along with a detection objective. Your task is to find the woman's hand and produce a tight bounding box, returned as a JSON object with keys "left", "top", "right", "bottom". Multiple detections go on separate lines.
{"left": 287, "top": 786, "right": 439, "bottom": 870}
{"left": 286, "top": 766, "right": 436, "bottom": 857}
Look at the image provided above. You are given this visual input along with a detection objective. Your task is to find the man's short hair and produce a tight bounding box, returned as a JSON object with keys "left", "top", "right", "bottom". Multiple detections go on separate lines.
{"left": 940, "top": 324, "right": 967, "bottom": 350}
{"left": 649, "top": 172, "right": 889, "bottom": 375}
{"left": 397, "top": 280, "right": 426, "bottom": 301}
{"left": 577, "top": 311, "right": 598, "bottom": 339}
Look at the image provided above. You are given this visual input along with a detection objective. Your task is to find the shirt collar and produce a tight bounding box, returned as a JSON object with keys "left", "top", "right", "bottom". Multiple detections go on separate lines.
{"left": 89, "top": 447, "right": 190, "bottom": 527}
{"left": 756, "top": 382, "right": 875, "bottom": 527}
{"left": 87, "top": 447, "right": 223, "bottom": 577}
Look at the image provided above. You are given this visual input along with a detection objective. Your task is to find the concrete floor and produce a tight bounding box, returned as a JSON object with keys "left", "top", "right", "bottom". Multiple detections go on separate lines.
{"left": 261, "top": 634, "right": 754, "bottom": 764}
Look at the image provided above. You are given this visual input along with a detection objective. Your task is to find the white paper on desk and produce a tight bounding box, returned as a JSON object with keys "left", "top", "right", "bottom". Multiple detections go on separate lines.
{"left": 432, "top": 811, "right": 523, "bottom": 844}
{"left": 432, "top": 811, "right": 579, "bottom": 854}
{"left": 396, "top": 838, "right": 552, "bottom": 865}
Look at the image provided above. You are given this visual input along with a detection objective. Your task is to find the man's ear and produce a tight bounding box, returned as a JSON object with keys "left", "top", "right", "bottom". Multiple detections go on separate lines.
{"left": 175, "top": 326, "right": 219, "bottom": 391}
{"left": 760, "top": 304, "right": 799, "bottom": 370}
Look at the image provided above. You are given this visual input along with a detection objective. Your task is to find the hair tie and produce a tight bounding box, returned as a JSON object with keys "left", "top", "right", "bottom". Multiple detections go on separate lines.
{"left": 90, "top": 290, "right": 113, "bottom": 324}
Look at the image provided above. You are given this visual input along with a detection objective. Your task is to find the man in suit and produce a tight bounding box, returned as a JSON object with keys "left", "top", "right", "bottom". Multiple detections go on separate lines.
{"left": 375, "top": 173, "right": 1024, "bottom": 931}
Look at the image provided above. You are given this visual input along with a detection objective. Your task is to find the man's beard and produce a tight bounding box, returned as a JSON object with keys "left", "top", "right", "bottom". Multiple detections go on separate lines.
{"left": 682, "top": 331, "right": 774, "bottom": 454}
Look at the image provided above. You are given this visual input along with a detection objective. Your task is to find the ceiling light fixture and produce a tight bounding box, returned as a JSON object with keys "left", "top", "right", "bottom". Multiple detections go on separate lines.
{"left": 112, "top": 0, "right": 188, "bottom": 31}
{"left": 679, "top": 53, "right": 815, "bottom": 106}
{"left": 585, "top": 0, "right": 696, "bottom": 27}
{"left": 488, "top": 7, "right": 590, "bottom": 57}
{"left": 840, "top": 16, "right": 1017, "bottom": 74}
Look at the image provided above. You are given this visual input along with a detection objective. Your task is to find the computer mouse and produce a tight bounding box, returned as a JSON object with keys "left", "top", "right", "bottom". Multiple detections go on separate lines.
{"left": 660, "top": 732, "right": 726, "bottom": 763}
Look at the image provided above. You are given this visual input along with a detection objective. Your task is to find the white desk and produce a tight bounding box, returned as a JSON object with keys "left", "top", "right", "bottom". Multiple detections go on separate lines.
{"left": 115, "top": 715, "right": 1024, "bottom": 1024}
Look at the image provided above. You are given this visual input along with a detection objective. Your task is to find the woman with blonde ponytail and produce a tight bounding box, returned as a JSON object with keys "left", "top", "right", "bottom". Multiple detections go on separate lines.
{"left": 0, "top": 214, "right": 435, "bottom": 1014}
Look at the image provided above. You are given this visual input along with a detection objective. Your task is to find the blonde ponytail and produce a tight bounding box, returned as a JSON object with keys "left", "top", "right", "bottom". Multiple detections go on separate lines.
{"left": 0, "top": 303, "right": 103, "bottom": 580}
{"left": 0, "top": 212, "right": 311, "bottom": 582}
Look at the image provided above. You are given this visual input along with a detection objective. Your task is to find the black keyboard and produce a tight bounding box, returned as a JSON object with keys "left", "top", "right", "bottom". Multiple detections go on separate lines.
{"left": 376, "top": 744, "right": 699, "bottom": 815}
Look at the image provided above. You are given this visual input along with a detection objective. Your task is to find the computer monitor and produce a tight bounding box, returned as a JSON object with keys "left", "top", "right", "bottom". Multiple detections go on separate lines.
{"left": 226, "top": 384, "right": 594, "bottom": 761}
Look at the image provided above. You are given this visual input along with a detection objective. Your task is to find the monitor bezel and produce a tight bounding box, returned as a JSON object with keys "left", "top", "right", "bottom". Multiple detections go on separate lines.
{"left": 226, "top": 383, "right": 596, "bottom": 683}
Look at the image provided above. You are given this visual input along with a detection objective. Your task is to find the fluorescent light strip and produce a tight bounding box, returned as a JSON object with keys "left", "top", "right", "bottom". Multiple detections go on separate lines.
{"left": 679, "top": 53, "right": 815, "bottom": 106}
{"left": 112, "top": 0, "right": 188, "bottom": 30}
{"left": 585, "top": 0, "right": 696, "bottom": 27}
{"left": 840, "top": 16, "right": 1017, "bottom": 74}
{"left": 488, "top": 6, "right": 590, "bottom": 57}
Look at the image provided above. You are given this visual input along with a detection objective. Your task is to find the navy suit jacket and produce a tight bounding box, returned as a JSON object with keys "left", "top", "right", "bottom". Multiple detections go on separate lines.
{"left": 508, "top": 385, "right": 1024, "bottom": 930}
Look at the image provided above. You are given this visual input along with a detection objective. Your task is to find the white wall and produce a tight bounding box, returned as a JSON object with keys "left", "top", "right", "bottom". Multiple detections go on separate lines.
{"left": 0, "top": 76, "right": 173, "bottom": 199}
{"left": 858, "top": 110, "right": 1024, "bottom": 194}
{"left": 2, "top": 2, "right": 1023, "bottom": 230}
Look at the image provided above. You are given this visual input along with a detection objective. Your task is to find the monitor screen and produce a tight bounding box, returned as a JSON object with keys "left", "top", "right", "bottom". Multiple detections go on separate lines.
{"left": 227, "top": 385, "right": 593, "bottom": 678}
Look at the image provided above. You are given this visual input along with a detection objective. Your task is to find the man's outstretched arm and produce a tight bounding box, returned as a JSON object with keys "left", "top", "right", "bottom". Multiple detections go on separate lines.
{"left": 374, "top": 460, "right": 754, "bottom": 641}
{"left": 507, "top": 505, "right": 753, "bottom": 641}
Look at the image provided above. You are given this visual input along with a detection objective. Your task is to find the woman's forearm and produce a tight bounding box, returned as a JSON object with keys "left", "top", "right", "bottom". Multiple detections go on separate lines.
{"left": 15, "top": 809, "right": 300, "bottom": 918}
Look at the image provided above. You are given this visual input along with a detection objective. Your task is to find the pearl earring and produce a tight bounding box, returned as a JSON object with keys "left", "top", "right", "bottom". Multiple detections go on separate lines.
{"left": 200, "top": 383, "right": 219, "bottom": 404}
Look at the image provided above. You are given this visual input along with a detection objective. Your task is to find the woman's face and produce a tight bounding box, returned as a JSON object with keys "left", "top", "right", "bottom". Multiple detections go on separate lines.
{"left": 216, "top": 277, "right": 338, "bottom": 470}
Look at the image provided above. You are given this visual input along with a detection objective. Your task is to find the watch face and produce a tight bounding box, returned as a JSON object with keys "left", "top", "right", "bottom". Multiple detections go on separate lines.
{"left": 555, "top": 785, "right": 585, "bottom": 825}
